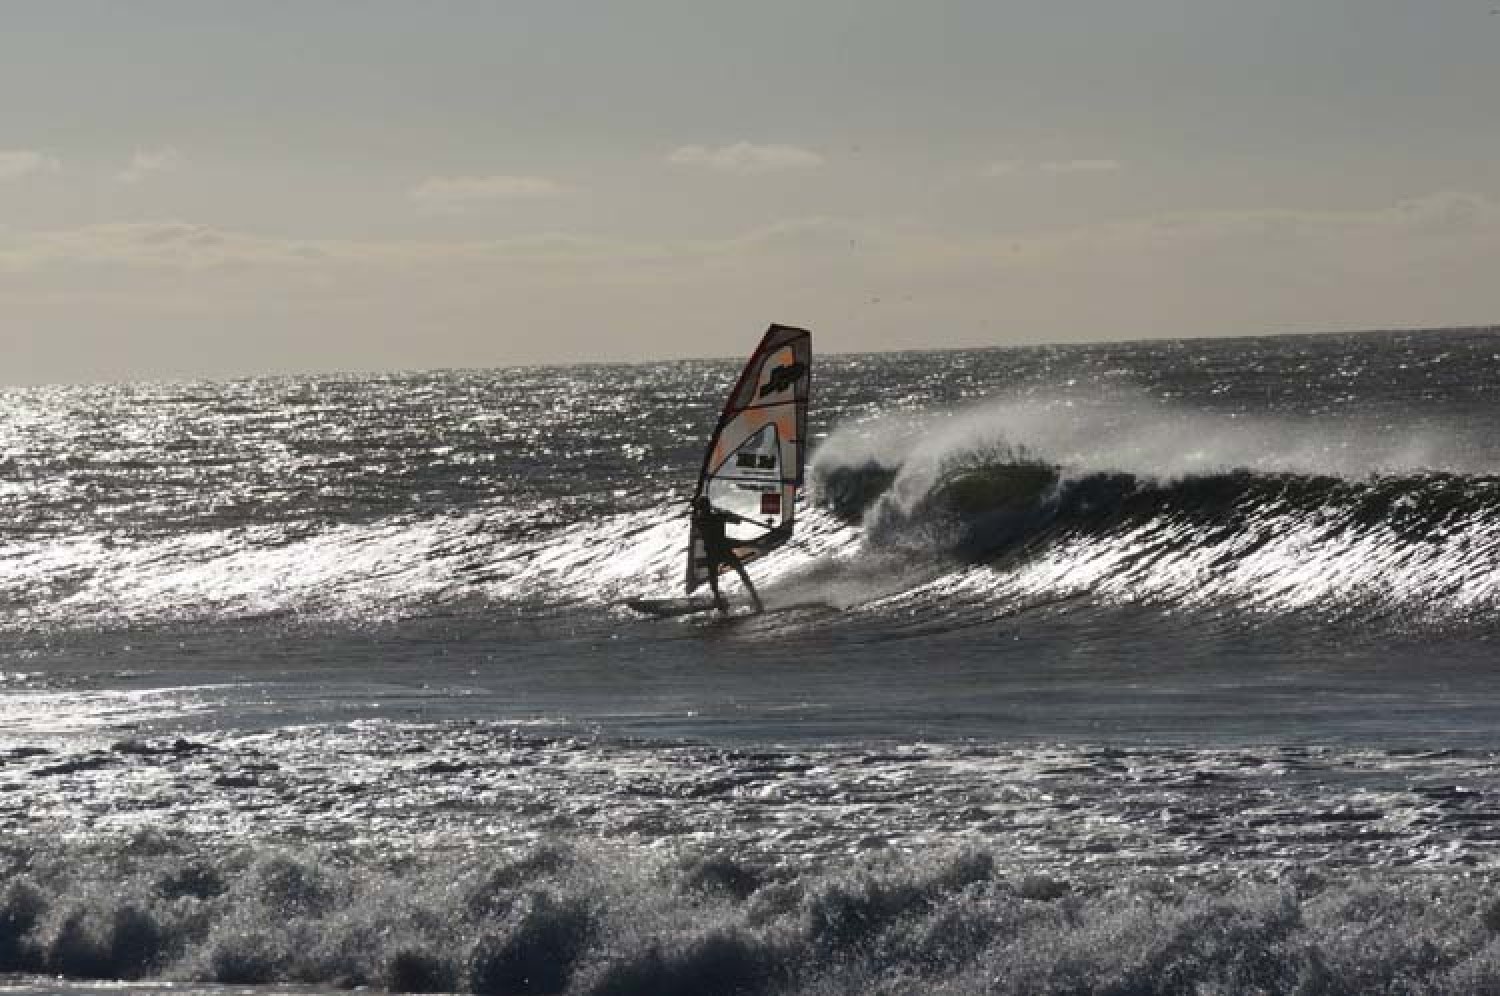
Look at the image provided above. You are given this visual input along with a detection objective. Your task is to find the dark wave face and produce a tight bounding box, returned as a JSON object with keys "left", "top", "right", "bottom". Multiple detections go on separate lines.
{"left": 818, "top": 458, "right": 1500, "bottom": 630}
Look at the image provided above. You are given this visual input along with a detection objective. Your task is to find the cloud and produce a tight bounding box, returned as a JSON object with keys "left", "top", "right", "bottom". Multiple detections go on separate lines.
{"left": 117, "top": 147, "right": 185, "bottom": 184}
{"left": 666, "top": 142, "right": 824, "bottom": 174}
{"left": 0, "top": 150, "right": 60, "bottom": 181}
{"left": 981, "top": 160, "right": 1022, "bottom": 178}
{"left": 410, "top": 174, "right": 571, "bottom": 210}
{"left": 0, "top": 221, "right": 321, "bottom": 270}
{"left": 4, "top": 193, "right": 1496, "bottom": 277}
{"left": 5, "top": 192, "right": 1497, "bottom": 273}
{"left": 1039, "top": 158, "right": 1124, "bottom": 174}
{"left": 4, "top": 191, "right": 1499, "bottom": 384}
{"left": 982, "top": 158, "right": 1124, "bottom": 178}
{"left": 0, "top": 220, "right": 659, "bottom": 273}
{"left": 1030, "top": 191, "right": 1500, "bottom": 257}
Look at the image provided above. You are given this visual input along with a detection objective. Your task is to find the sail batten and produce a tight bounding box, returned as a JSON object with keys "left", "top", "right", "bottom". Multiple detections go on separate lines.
{"left": 685, "top": 324, "right": 812, "bottom": 593}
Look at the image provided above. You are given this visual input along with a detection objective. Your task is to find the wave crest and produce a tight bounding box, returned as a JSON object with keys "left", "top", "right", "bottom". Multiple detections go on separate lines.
{"left": 809, "top": 398, "right": 1500, "bottom": 625}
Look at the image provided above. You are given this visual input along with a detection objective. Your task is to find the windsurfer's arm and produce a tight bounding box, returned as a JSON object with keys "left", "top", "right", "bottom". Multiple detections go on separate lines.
{"left": 724, "top": 512, "right": 780, "bottom": 535}
{"left": 692, "top": 504, "right": 775, "bottom": 533}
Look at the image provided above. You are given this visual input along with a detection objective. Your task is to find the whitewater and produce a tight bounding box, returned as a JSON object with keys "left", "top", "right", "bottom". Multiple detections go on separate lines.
{"left": 5, "top": 327, "right": 1500, "bottom": 994}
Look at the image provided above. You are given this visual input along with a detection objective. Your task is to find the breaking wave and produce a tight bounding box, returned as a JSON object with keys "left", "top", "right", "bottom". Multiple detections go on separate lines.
{"left": 803, "top": 397, "right": 1500, "bottom": 630}
{"left": 6, "top": 833, "right": 1500, "bottom": 995}
{"left": 7, "top": 393, "right": 1500, "bottom": 635}
{"left": 819, "top": 459, "right": 1500, "bottom": 618}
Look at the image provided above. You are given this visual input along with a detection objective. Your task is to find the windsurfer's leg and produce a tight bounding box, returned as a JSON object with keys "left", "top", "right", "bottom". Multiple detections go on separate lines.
{"left": 729, "top": 555, "right": 763, "bottom": 614}
{"left": 706, "top": 566, "right": 729, "bottom": 613}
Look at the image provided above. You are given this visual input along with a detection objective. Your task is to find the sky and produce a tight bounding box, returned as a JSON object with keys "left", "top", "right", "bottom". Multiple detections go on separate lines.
{"left": 2, "top": 0, "right": 1499, "bottom": 385}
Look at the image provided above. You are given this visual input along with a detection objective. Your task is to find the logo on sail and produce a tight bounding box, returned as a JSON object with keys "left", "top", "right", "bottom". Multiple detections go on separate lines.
{"left": 758, "top": 361, "right": 807, "bottom": 399}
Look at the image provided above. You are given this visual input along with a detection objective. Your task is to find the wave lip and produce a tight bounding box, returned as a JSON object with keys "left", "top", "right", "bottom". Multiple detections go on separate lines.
{"left": 809, "top": 396, "right": 1500, "bottom": 629}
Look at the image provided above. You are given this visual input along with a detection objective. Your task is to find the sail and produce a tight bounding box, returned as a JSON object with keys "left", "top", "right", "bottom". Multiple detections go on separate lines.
{"left": 686, "top": 324, "right": 812, "bottom": 592}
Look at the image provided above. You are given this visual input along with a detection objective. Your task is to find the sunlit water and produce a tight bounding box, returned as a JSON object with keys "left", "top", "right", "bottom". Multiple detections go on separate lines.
{"left": 5, "top": 328, "right": 1500, "bottom": 994}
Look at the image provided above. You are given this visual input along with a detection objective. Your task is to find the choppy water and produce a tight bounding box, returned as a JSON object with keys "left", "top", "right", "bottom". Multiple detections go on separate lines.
{"left": 6, "top": 327, "right": 1500, "bottom": 994}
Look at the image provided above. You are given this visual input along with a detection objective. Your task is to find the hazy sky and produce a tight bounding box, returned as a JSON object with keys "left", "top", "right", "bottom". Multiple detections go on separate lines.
{"left": 3, "top": 1, "right": 1499, "bottom": 385}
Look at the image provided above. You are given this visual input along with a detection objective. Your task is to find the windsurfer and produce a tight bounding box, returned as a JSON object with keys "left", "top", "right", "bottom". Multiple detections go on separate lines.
{"left": 692, "top": 495, "right": 765, "bottom": 614}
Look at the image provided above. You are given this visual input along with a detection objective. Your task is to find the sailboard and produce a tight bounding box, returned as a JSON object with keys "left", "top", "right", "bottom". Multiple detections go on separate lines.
{"left": 630, "top": 323, "right": 812, "bottom": 616}
{"left": 624, "top": 595, "right": 722, "bottom": 618}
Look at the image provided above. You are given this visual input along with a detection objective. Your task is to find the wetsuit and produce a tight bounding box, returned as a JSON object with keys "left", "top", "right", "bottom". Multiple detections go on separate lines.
{"left": 694, "top": 503, "right": 765, "bottom": 614}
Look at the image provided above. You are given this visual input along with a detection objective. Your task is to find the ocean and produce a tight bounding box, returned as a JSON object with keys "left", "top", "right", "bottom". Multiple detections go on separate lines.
{"left": 4, "top": 326, "right": 1500, "bottom": 994}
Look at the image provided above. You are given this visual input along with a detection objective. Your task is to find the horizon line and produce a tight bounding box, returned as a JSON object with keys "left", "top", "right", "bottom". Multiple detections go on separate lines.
{"left": 4, "top": 321, "right": 1498, "bottom": 393}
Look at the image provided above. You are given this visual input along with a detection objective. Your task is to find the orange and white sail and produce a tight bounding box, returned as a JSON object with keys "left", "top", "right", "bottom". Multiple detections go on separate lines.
{"left": 686, "top": 324, "right": 811, "bottom": 593}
